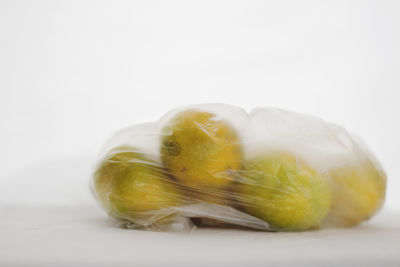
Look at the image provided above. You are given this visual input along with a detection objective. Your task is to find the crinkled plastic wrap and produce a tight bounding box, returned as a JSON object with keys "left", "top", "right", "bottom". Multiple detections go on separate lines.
{"left": 91, "top": 104, "right": 386, "bottom": 232}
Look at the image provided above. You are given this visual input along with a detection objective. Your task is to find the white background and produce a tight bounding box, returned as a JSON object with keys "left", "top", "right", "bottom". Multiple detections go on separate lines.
{"left": 1, "top": 0, "right": 399, "bottom": 210}
{"left": 1, "top": 1, "right": 400, "bottom": 266}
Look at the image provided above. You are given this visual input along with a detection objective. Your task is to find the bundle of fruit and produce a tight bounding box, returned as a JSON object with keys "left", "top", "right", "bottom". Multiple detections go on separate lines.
{"left": 92, "top": 104, "right": 386, "bottom": 232}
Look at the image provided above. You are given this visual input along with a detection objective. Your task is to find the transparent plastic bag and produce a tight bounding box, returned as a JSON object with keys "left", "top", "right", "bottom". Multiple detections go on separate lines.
{"left": 91, "top": 104, "right": 386, "bottom": 232}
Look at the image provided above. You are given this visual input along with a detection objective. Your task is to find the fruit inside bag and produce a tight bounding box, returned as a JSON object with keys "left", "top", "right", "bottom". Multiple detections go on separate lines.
{"left": 91, "top": 104, "right": 386, "bottom": 232}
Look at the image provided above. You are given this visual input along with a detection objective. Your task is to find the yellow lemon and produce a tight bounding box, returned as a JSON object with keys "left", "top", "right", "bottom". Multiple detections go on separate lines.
{"left": 161, "top": 109, "right": 243, "bottom": 191}
{"left": 325, "top": 160, "right": 386, "bottom": 227}
{"left": 237, "top": 152, "right": 331, "bottom": 231}
{"left": 94, "top": 147, "right": 181, "bottom": 221}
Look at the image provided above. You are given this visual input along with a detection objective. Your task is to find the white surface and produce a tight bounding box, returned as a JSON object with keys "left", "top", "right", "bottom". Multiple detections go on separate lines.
{"left": 1, "top": 205, "right": 399, "bottom": 267}
{"left": 1, "top": 1, "right": 400, "bottom": 266}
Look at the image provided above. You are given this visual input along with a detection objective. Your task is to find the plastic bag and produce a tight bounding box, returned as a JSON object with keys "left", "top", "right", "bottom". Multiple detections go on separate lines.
{"left": 91, "top": 104, "right": 386, "bottom": 232}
